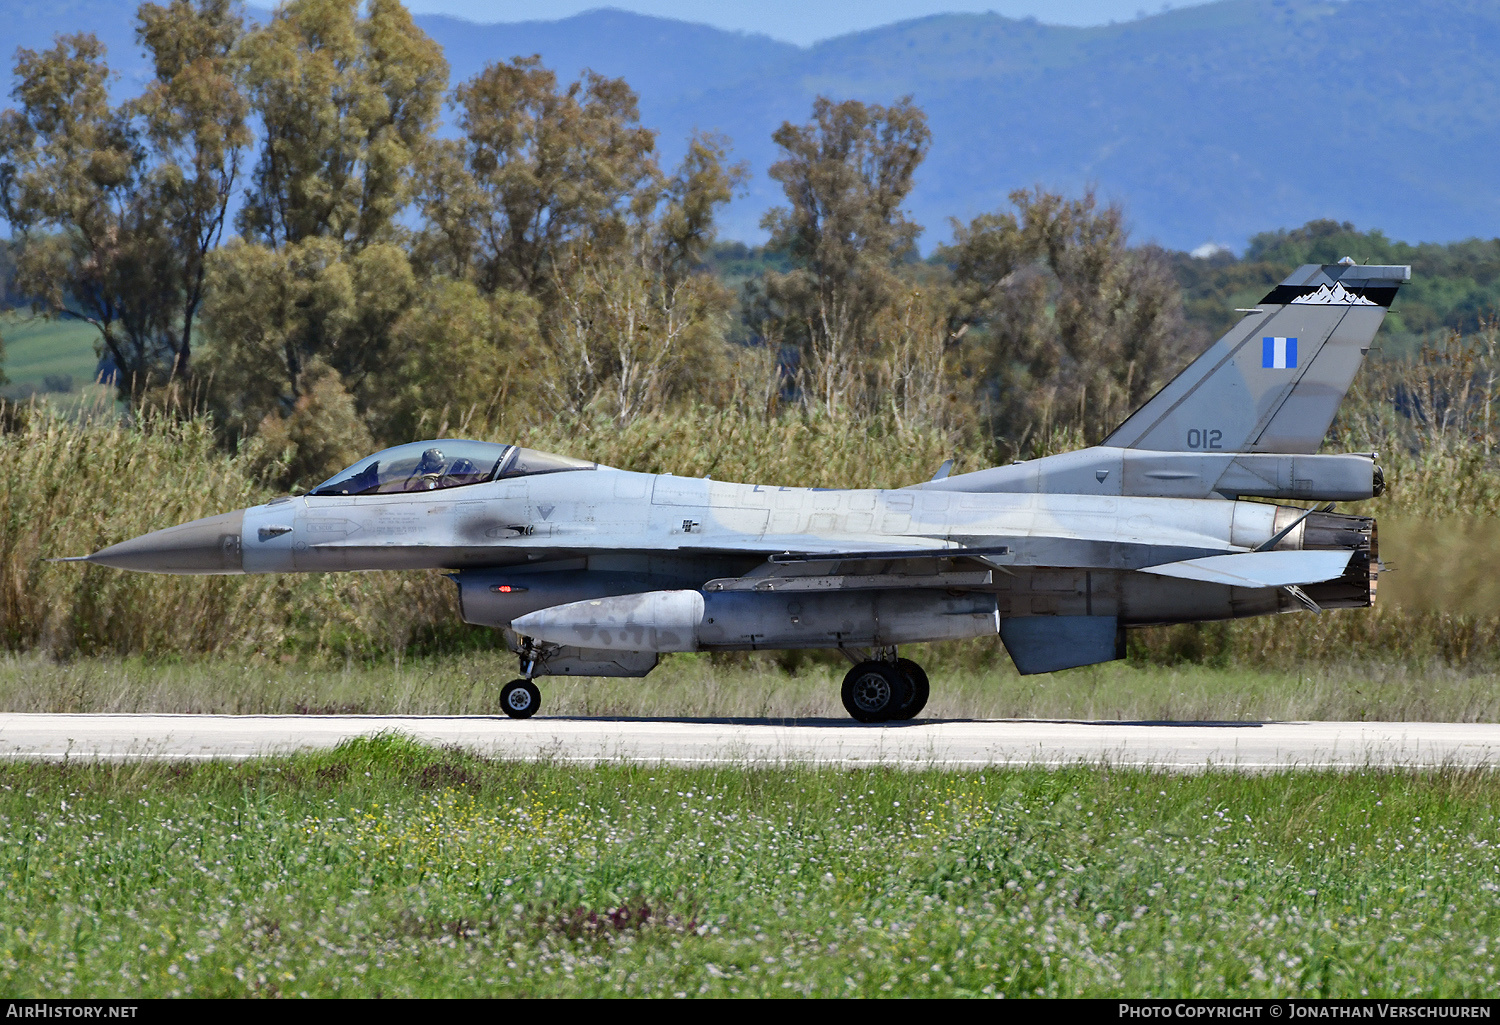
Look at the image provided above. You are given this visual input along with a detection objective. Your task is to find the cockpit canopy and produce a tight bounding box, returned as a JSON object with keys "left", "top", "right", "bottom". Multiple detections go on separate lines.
{"left": 309, "top": 440, "right": 595, "bottom": 497}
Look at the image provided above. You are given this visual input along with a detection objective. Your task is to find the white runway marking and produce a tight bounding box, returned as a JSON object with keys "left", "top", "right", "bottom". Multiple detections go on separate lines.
{"left": 2, "top": 715, "right": 1500, "bottom": 770}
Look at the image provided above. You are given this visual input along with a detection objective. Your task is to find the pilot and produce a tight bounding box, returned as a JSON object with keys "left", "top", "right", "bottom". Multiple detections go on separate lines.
{"left": 408, "top": 448, "right": 448, "bottom": 490}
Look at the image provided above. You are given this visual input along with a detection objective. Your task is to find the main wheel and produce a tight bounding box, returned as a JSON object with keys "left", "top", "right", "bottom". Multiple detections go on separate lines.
{"left": 500, "top": 679, "right": 541, "bottom": 719}
{"left": 892, "top": 658, "right": 930, "bottom": 720}
{"left": 840, "top": 661, "right": 910, "bottom": 723}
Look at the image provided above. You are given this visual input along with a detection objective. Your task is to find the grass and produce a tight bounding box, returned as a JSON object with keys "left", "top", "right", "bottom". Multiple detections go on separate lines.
{"left": 4, "top": 650, "right": 1500, "bottom": 722}
{"left": 1, "top": 734, "right": 1498, "bottom": 997}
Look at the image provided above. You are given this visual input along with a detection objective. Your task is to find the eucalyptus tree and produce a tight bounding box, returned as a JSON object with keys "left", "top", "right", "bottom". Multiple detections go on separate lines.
{"left": 134, "top": 0, "right": 251, "bottom": 386}
{"left": 202, "top": 0, "right": 450, "bottom": 461}
{"left": 420, "top": 56, "right": 658, "bottom": 300}
{"left": 534, "top": 131, "right": 746, "bottom": 425}
{"left": 0, "top": 2, "right": 248, "bottom": 397}
{"left": 754, "top": 96, "right": 932, "bottom": 415}
{"left": 421, "top": 59, "right": 745, "bottom": 423}
{"left": 236, "top": 0, "right": 447, "bottom": 250}
{"left": 941, "top": 188, "right": 1188, "bottom": 452}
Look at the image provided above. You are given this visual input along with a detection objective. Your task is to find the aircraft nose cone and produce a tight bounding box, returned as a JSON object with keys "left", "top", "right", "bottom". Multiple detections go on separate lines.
{"left": 85, "top": 510, "right": 245, "bottom": 574}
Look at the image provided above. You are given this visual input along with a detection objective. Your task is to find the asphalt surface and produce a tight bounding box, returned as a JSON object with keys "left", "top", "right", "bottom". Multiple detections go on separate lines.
{"left": 2, "top": 714, "right": 1499, "bottom": 770}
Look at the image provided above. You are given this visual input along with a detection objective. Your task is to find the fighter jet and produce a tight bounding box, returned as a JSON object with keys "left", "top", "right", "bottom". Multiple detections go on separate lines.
{"left": 67, "top": 260, "right": 1407, "bottom": 721}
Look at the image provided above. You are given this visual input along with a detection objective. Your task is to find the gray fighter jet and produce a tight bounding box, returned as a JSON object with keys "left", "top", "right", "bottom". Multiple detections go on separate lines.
{"left": 68, "top": 260, "right": 1408, "bottom": 721}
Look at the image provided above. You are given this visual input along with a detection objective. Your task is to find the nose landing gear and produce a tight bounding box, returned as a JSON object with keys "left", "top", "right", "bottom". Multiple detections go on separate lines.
{"left": 839, "top": 650, "right": 930, "bottom": 723}
{"left": 501, "top": 638, "right": 544, "bottom": 719}
{"left": 499, "top": 678, "right": 541, "bottom": 719}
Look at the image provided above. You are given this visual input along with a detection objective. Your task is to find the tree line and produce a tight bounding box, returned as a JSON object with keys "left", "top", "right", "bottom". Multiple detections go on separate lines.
{"left": 1, "top": 0, "right": 1200, "bottom": 485}
{"left": 1170, "top": 221, "right": 1500, "bottom": 356}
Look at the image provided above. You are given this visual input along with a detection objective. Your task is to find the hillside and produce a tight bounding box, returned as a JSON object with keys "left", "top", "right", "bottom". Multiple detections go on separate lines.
{"left": 1, "top": 0, "right": 1498, "bottom": 250}
{"left": 409, "top": 0, "right": 1500, "bottom": 250}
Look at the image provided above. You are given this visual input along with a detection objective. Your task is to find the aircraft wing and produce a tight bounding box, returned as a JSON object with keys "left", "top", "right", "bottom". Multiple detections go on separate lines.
{"left": 673, "top": 535, "right": 979, "bottom": 558}
{"left": 307, "top": 534, "right": 969, "bottom": 557}
{"left": 766, "top": 545, "right": 1010, "bottom": 564}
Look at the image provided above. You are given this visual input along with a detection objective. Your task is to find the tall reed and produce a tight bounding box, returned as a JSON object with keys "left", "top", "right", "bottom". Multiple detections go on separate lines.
{"left": 0, "top": 408, "right": 463, "bottom": 657}
{"left": 5, "top": 325, "right": 1500, "bottom": 673}
{"left": 0, "top": 403, "right": 976, "bottom": 659}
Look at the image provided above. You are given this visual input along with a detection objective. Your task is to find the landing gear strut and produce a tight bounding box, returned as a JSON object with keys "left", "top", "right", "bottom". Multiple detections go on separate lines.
{"left": 501, "top": 637, "right": 543, "bottom": 719}
{"left": 839, "top": 651, "right": 930, "bottom": 723}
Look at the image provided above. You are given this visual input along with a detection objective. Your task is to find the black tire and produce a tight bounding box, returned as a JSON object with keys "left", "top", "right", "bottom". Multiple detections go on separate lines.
{"left": 500, "top": 679, "right": 541, "bottom": 719}
{"left": 893, "top": 658, "right": 930, "bottom": 720}
{"left": 840, "top": 661, "right": 910, "bottom": 723}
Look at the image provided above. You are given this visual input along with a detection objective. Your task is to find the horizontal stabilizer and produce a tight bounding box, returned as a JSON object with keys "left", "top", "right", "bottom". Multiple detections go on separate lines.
{"left": 1141, "top": 550, "right": 1352, "bottom": 588}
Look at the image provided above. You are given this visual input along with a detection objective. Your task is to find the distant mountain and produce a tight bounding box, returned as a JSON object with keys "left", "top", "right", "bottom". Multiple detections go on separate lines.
{"left": 3, "top": 0, "right": 1498, "bottom": 250}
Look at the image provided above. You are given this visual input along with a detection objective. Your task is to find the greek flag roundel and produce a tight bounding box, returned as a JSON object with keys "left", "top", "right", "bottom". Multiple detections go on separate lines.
{"left": 1262, "top": 336, "right": 1297, "bottom": 369}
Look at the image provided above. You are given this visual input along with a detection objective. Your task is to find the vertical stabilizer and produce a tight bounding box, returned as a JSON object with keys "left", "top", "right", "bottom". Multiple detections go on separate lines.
{"left": 1104, "top": 262, "right": 1409, "bottom": 454}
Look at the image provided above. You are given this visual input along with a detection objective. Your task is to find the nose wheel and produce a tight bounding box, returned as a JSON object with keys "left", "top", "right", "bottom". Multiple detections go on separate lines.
{"left": 841, "top": 657, "right": 929, "bottom": 722}
{"left": 500, "top": 678, "right": 541, "bottom": 719}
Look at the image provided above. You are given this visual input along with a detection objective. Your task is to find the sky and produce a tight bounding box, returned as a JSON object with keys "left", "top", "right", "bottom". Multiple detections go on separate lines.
{"left": 398, "top": 1, "right": 1212, "bottom": 45}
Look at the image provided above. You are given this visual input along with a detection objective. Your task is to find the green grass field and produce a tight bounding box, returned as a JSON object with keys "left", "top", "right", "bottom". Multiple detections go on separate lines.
{"left": 0, "top": 312, "right": 100, "bottom": 387}
{"left": 1, "top": 735, "right": 1496, "bottom": 997}
{"left": 4, "top": 651, "right": 1499, "bottom": 722}
{"left": 0, "top": 312, "right": 117, "bottom": 417}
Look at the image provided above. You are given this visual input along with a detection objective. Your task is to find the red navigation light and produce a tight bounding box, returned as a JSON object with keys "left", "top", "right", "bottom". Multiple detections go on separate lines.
{"left": 490, "top": 584, "right": 528, "bottom": 593}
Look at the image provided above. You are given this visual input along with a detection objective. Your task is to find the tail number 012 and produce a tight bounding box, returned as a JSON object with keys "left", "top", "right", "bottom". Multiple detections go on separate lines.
{"left": 1187, "top": 428, "right": 1223, "bottom": 450}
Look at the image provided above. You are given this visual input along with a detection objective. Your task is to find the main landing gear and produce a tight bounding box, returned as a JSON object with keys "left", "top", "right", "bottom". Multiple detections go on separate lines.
{"left": 840, "top": 652, "right": 930, "bottom": 723}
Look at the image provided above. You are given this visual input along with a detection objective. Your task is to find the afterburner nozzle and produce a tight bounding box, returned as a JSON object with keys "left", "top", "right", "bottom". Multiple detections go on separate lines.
{"left": 77, "top": 510, "right": 245, "bottom": 575}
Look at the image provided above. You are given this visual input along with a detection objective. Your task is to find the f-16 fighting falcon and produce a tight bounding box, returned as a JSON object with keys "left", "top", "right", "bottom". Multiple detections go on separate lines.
{"left": 66, "top": 260, "right": 1408, "bottom": 722}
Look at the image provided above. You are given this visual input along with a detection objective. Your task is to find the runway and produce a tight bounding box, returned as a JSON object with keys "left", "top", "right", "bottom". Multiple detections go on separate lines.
{"left": 2, "top": 714, "right": 1499, "bottom": 769}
